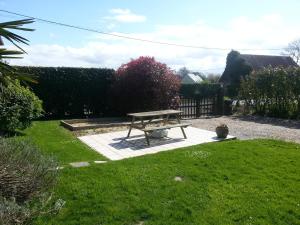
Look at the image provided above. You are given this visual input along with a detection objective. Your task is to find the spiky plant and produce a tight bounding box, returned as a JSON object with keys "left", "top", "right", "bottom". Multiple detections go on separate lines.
{"left": 0, "top": 19, "right": 36, "bottom": 85}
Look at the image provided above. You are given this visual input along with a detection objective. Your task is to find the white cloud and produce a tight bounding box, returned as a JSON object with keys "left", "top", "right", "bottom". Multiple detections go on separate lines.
{"left": 105, "top": 8, "right": 146, "bottom": 23}
{"left": 9, "top": 14, "right": 300, "bottom": 74}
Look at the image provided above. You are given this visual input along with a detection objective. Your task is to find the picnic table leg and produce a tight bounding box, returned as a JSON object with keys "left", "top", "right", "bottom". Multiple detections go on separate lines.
{"left": 144, "top": 131, "right": 150, "bottom": 146}
{"left": 163, "top": 114, "right": 170, "bottom": 125}
{"left": 127, "top": 117, "right": 135, "bottom": 138}
{"left": 180, "top": 127, "right": 187, "bottom": 139}
{"left": 176, "top": 114, "right": 187, "bottom": 139}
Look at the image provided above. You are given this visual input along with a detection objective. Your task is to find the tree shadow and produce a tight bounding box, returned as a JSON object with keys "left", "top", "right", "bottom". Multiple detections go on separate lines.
{"left": 110, "top": 136, "right": 184, "bottom": 151}
{"left": 230, "top": 115, "right": 300, "bottom": 129}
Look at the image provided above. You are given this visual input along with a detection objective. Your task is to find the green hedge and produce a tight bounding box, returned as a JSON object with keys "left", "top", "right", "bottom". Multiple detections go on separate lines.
{"left": 239, "top": 66, "right": 300, "bottom": 118}
{"left": 180, "top": 83, "right": 223, "bottom": 98}
{"left": 15, "top": 67, "right": 225, "bottom": 119}
{"left": 16, "top": 67, "right": 115, "bottom": 118}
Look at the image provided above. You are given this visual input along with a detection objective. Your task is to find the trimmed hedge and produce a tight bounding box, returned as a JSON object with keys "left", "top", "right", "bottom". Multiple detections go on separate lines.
{"left": 180, "top": 83, "right": 223, "bottom": 98}
{"left": 16, "top": 67, "right": 115, "bottom": 118}
{"left": 15, "top": 67, "right": 225, "bottom": 119}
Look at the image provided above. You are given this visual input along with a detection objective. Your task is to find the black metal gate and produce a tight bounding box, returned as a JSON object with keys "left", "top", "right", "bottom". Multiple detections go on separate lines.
{"left": 179, "top": 95, "right": 223, "bottom": 118}
{"left": 179, "top": 83, "right": 224, "bottom": 118}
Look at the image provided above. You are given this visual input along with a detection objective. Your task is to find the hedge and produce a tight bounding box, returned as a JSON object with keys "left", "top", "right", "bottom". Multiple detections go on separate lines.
{"left": 239, "top": 66, "right": 300, "bottom": 119}
{"left": 180, "top": 83, "right": 223, "bottom": 98}
{"left": 15, "top": 67, "right": 226, "bottom": 119}
{"left": 16, "top": 67, "right": 115, "bottom": 118}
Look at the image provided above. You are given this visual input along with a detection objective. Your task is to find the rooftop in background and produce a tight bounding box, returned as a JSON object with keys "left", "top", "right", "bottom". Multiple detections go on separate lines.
{"left": 181, "top": 73, "right": 203, "bottom": 84}
{"left": 240, "top": 54, "right": 298, "bottom": 70}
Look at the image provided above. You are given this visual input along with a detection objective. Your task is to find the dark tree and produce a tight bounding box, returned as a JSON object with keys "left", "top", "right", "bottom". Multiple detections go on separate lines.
{"left": 221, "top": 50, "right": 252, "bottom": 97}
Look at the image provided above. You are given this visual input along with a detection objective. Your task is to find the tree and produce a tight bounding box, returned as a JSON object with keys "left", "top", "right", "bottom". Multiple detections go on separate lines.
{"left": 111, "top": 56, "right": 181, "bottom": 115}
{"left": 283, "top": 39, "right": 300, "bottom": 65}
{"left": 221, "top": 50, "right": 252, "bottom": 97}
{"left": 0, "top": 19, "right": 36, "bottom": 85}
{"left": 177, "top": 67, "right": 190, "bottom": 78}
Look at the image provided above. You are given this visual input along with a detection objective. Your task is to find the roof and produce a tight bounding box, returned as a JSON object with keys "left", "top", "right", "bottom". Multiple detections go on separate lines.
{"left": 240, "top": 54, "right": 298, "bottom": 70}
{"left": 219, "top": 53, "right": 299, "bottom": 84}
{"left": 181, "top": 73, "right": 203, "bottom": 84}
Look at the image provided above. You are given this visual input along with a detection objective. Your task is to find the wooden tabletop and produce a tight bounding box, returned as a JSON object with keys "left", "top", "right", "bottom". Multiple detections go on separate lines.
{"left": 127, "top": 109, "right": 182, "bottom": 118}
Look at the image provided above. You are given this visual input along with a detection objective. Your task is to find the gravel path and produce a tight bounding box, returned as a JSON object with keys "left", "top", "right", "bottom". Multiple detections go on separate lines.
{"left": 187, "top": 115, "right": 300, "bottom": 144}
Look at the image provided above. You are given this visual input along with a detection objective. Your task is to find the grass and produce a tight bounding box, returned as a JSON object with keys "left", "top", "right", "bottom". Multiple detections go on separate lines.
{"left": 18, "top": 120, "right": 107, "bottom": 163}
{"left": 13, "top": 121, "right": 300, "bottom": 224}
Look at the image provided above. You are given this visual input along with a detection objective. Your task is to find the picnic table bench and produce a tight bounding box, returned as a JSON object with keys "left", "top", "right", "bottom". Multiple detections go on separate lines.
{"left": 126, "top": 110, "right": 191, "bottom": 145}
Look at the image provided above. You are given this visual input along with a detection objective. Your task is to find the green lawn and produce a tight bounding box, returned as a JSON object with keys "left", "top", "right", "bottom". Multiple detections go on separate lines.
{"left": 20, "top": 121, "right": 300, "bottom": 225}
{"left": 19, "top": 120, "right": 107, "bottom": 163}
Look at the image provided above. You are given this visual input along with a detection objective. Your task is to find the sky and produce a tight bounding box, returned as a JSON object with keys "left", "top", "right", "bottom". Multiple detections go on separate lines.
{"left": 2, "top": 0, "right": 300, "bottom": 73}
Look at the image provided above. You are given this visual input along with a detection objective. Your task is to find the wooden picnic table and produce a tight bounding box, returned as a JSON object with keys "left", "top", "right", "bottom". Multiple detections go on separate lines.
{"left": 126, "top": 109, "right": 191, "bottom": 145}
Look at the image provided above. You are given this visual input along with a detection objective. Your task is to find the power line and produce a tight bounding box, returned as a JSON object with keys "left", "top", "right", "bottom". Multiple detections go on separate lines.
{"left": 0, "top": 9, "right": 284, "bottom": 51}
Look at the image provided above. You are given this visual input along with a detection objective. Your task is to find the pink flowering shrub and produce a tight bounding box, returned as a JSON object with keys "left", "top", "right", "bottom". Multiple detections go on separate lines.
{"left": 111, "top": 56, "right": 181, "bottom": 115}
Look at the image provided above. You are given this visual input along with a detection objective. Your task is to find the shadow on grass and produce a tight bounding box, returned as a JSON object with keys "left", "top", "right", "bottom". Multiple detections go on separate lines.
{"left": 0, "top": 130, "right": 26, "bottom": 138}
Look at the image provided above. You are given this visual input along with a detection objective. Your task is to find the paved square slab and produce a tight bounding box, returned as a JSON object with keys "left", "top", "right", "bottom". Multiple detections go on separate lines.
{"left": 78, "top": 127, "right": 236, "bottom": 160}
{"left": 69, "top": 161, "right": 90, "bottom": 167}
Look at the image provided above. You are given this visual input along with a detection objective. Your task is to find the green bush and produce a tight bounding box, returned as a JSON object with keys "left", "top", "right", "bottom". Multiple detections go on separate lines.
{"left": 0, "top": 81, "right": 42, "bottom": 132}
{"left": 16, "top": 66, "right": 115, "bottom": 118}
{"left": 239, "top": 66, "right": 300, "bottom": 118}
{"left": 0, "top": 138, "right": 63, "bottom": 224}
{"left": 180, "top": 83, "right": 223, "bottom": 98}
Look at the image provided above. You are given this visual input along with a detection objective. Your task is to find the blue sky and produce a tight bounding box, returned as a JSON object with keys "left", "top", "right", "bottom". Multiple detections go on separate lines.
{"left": 2, "top": 0, "right": 300, "bottom": 72}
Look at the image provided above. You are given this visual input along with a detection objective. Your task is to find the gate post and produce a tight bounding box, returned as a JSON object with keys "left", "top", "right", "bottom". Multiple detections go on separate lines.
{"left": 216, "top": 88, "right": 224, "bottom": 115}
{"left": 196, "top": 98, "right": 200, "bottom": 117}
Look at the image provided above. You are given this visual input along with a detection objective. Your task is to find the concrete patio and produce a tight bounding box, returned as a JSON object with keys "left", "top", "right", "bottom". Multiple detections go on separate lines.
{"left": 78, "top": 127, "right": 236, "bottom": 160}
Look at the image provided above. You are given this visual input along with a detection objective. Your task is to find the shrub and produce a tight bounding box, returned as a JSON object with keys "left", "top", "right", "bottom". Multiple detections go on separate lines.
{"left": 111, "top": 56, "right": 181, "bottom": 115}
{"left": 180, "top": 83, "right": 223, "bottom": 98}
{"left": 239, "top": 66, "right": 300, "bottom": 118}
{"left": 0, "top": 138, "right": 63, "bottom": 224}
{"left": 0, "top": 81, "right": 42, "bottom": 132}
{"left": 16, "top": 66, "right": 115, "bottom": 119}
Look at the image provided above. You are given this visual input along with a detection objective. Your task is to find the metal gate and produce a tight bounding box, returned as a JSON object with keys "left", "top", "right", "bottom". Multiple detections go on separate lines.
{"left": 179, "top": 95, "right": 223, "bottom": 118}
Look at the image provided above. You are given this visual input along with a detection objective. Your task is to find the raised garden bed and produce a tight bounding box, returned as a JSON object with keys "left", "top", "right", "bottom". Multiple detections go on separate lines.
{"left": 60, "top": 118, "right": 130, "bottom": 131}
{"left": 61, "top": 117, "right": 168, "bottom": 131}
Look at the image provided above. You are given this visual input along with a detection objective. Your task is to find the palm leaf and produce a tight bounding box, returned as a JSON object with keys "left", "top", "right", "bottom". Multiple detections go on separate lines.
{"left": 0, "top": 19, "right": 36, "bottom": 85}
{"left": 0, "top": 19, "right": 34, "bottom": 52}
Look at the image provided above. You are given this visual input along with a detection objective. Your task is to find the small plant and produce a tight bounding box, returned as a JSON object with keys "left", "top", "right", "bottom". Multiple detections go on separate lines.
{"left": 215, "top": 124, "right": 229, "bottom": 138}
{"left": 0, "top": 138, "right": 63, "bottom": 224}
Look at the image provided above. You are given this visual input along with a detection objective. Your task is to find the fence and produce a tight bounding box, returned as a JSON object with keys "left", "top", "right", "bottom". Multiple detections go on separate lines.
{"left": 179, "top": 83, "right": 224, "bottom": 118}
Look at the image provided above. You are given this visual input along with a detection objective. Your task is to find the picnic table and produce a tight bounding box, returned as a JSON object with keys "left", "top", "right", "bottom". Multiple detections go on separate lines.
{"left": 126, "top": 109, "right": 191, "bottom": 145}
